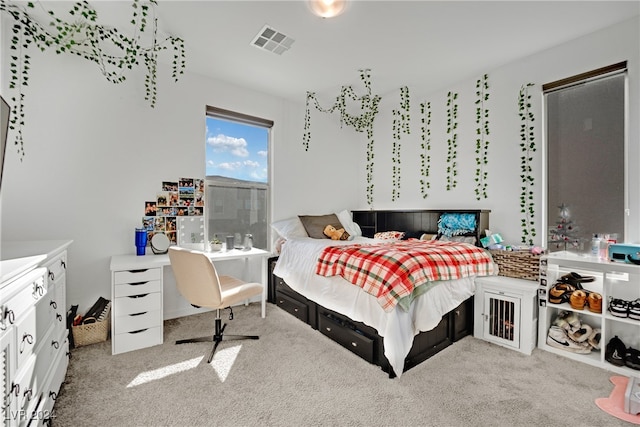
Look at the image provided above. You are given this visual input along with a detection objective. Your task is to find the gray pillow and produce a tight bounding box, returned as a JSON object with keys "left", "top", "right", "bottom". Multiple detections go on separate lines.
{"left": 298, "top": 214, "right": 342, "bottom": 239}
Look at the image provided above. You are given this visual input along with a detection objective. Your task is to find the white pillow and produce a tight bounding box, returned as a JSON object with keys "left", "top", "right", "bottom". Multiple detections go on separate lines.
{"left": 271, "top": 217, "right": 308, "bottom": 239}
{"left": 335, "top": 209, "right": 362, "bottom": 237}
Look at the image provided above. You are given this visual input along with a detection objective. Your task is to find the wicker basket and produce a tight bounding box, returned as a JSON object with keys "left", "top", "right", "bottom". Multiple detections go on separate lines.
{"left": 72, "top": 304, "right": 111, "bottom": 347}
{"left": 489, "top": 250, "right": 541, "bottom": 281}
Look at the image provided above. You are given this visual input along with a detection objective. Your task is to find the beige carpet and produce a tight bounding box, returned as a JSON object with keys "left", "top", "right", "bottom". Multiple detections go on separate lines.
{"left": 53, "top": 303, "right": 630, "bottom": 426}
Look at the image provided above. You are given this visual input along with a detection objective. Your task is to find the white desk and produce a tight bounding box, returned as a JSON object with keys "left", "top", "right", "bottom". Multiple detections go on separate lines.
{"left": 109, "top": 246, "right": 271, "bottom": 355}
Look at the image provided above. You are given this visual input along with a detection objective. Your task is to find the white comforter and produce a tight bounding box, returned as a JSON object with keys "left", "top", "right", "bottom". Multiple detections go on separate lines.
{"left": 272, "top": 236, "right": 477, "bottom": 377}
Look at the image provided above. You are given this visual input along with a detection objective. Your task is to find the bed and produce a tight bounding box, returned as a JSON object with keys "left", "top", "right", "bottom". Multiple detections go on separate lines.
{"left": 271, "top": 209, "right": 496, "bottom": 378}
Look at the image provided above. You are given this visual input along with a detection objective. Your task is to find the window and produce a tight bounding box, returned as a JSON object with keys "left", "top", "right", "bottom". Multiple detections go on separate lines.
{"left": 205, "top": 106, "right": 272, "bottom": 250}
{"left": 544, "top": 62, "right": 626, "bottom": 250}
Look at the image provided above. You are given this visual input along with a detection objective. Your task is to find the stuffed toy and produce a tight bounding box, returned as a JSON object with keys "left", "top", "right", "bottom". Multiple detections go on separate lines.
{"left": 323, "top": 224, "right": 352, "bottom": 241}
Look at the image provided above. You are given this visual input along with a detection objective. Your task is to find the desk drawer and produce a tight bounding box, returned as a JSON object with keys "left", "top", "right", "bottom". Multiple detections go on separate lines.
{"left": 115, "top": 309, "right": 162, "bottom": 334}
{"left": 113, "top": 326, "right": 162, "bottom": 354}
{"left": 114, "top": 293, "right": 161, "bottom": 316}
{"left": 115, "top": 279, "right": 161, "bottom": 297}
{"left": 114, "top": 268, "right": 161, "bottom": 285}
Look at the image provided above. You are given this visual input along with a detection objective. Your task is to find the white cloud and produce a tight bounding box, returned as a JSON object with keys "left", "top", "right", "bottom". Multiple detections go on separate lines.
{"left": 257, "top": 150, "right": 267, "bottom": 157}
{"left": 217, "top": 161, "right": 242, "bottom": 171}
{"left": 207, "top": 134, "right": 249, "bottom": 157}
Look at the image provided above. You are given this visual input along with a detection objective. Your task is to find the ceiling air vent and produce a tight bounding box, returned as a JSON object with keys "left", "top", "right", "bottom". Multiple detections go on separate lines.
{"left": 251, "top": 25, "right": 294, "bottom": 55}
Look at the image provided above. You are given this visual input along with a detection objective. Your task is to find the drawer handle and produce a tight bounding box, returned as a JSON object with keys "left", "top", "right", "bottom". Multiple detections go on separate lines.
{"left": 325, "top": 327, "right": 331, "bottom": 332}
{"left": 23, "top": 388, "right": 33, "bottom": 402}
{"left": 130, "top": 281, "right": 149, "bottom": 286}
{"left": 128, "top": 294, "right": 149, "bottom": 299}
{"left": 49, "top": 271, "right": 55, "bottom": 281}
{"left": 49, "top": 391, "right": 58, "bottom": 401}
{"left": 10, "top": 382, "right": 20, "bottom": 398}
{"left": 56, "top": 313, "right": 63, "bottom": 322}
{"left": 61, "top": 260, "right": 66, "bottom": 270}
{"left": 52, "top": 340, "right": 60, "bottom": 349}
{"left": 20, "top": 333, "right": 34, "bottom": 353}
{"left": 50, "top": 300, "right": 58, "bottom": 309}
{"left": 129, "top": 312, "right": 148, "bottom": 317}
{"left": 351, "top": 342, "right": 358, "bottom": 347}
{"left": 293, "top": 308, "right": 298, "bottom": 312}
{"left": 33, "top": 284, "right": 45, "bottom": 298}
{"left": 130, "top": 269, "right": 149, "bottom": 273}
{"left": 129, "top": 328, "right": 149, "bottom": 334}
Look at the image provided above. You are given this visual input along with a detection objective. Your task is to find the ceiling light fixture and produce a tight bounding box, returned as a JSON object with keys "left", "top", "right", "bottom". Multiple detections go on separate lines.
{"left": 308, "top": 0, "right": 347, "bottom": 18}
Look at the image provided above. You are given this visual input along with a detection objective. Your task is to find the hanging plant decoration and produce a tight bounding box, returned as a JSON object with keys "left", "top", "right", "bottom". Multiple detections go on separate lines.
{"left": 419, "top": 101, "right": 431, "bottom": 198}
{"left": 518, "top": 82, "right": 536, "bottom": 245}
{"left": 303, "top": 69, "right": 381, "bottom": 205}
{"left": 1, "top": 0, "right": 186, "bottom": 158}
{"left": 391, "top": 86, "right": 410, "bottom": 201}
{"left": 445, "top": 91, "right": 458, "bottom": 191}
{"left": 474, "top": 74, "right": 490, "bottom": 200}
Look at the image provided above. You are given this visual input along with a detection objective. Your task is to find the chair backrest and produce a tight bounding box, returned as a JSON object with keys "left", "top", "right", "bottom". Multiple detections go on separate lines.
{"left": 168, "top": 246, "right": 223, "bottom": 308}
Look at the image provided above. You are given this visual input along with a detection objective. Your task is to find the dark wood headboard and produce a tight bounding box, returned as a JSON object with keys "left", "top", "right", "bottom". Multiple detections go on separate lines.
{"left": 351, "top": 209, "right": 490, "bottom": 245}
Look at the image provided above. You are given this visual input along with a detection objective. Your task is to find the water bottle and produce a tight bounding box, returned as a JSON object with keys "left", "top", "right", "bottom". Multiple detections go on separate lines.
{"left": 590, "top": 234, "right": 600, "bottom": 257}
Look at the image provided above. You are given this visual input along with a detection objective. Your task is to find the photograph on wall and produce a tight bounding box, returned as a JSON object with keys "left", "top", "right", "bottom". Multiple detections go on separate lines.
{"left": 195, "top": 178, "right": 204, "bottom": 193}
{"left": 176, "top": 207, "right": 188, "bottom": 216}
{"left": 142, "top": 216, "right": 154, "bottom": 231}
{"left": 195, "top": 192, "right": 204, "bottom": 207}
{"left": 179, "top": 193, "right": 193, "bottom": 207}
{"left": 179, "top": 177, "right": 194, "bottom": 191}
{"left": 189, "top": 206, "right": 203, "bottom": 216}
{"left": 166, "top": 217, "right": 177, "bottom": 233}
{"left": 144, "top": 201, "right": 157, "bottom": 216}
{"left": 162, "top": 181, "right": 178, "bottom": 191}
{"left": 166, "top": 231, "right": 177, "bottom": 245}
{"left": 158, "top": 206, "right": 177, "bottom": 217}
{"left": 154, "top": 217, "right": 166, "bottom": 231}
{"left": 157, "top": 192, "right": 169, "bottom": 207}
{"left": 168, "top": 191, "right": 179, "bottom": 206}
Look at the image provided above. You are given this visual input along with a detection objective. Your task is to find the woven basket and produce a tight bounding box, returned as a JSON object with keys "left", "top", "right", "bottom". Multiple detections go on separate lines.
{"left": 489, "top": 250, "right": 541, "bottom": 281}
{"left": 72, "top": 304, "right": 111, "bottom": 347}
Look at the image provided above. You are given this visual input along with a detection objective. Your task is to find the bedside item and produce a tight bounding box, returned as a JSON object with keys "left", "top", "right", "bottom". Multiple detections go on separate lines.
{"left": 609, "top": 243, "right": 640, "bottom": 264}
{"left": 150, "top": 232, "right": 170, "bottom": 254}
{"left": 226, "top": 235, "right": 235, "bottom": 251}
{"left": 244, "top": 233, "right": 253, "bottom": 250}
{"left": 135, "top": 228, "right": 148, "bottom": 256}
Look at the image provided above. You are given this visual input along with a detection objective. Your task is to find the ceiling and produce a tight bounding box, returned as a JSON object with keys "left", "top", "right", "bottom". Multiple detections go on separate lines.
{"left": 37, "top": 1, "right": 640, "bottom": 103}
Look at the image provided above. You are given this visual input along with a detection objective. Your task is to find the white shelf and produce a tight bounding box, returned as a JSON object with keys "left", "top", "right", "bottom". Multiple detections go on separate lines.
{"left": 539, "top": 251, "right": 640, "bottom": 377}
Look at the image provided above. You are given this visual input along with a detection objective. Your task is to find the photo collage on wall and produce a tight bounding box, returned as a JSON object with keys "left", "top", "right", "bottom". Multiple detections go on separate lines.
{"left": 142, "top": 178, "right": 204, "bottom": 246}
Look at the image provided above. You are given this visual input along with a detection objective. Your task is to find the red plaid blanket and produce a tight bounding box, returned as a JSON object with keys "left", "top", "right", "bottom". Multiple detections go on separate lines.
{"left": 316, "top": 240, "right": 496, "bottom": 312}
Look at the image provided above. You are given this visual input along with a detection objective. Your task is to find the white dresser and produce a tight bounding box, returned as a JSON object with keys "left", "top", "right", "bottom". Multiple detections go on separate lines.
{"left": 1, "top": 240, "right": 72, "bottom": 426}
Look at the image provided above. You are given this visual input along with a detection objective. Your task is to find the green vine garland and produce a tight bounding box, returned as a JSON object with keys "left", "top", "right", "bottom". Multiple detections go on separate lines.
{"left": 474, "top": 74, "right": 490, "bottom": 200}
{"left": 303, "top": 69, "right": 381, "bottom": 205}
{"left": 445, "top": 91, "right": 458, "bottom": 191}
{"left": 419, "top": 101, "right": 431, "bottom": 198}
{"left": 1, "top": 0, "right": 186, "bottom": 157}
{"left": 518, "top": 83, "right": 536, "bottom": 245}
{"left": 391, "top": 86, "right": 410, "bottom": 201}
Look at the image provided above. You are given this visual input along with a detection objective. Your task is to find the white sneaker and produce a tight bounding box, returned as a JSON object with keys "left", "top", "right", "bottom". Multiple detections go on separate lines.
{"left": 547, "top": 326, "right": 592, "bottom": 354}
{"left": 553, "top": 311, "right": 581, "bottom": 332}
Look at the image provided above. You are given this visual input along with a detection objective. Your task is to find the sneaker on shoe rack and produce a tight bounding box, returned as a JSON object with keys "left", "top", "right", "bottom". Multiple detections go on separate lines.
{"left": 568, "top": 324, "right": 593, "bottom": 343}
{"left": 547, "top": 326, "right": 592, "bottom": 354}
{"left": 605, "top": 335, "right": 627, "bottom": 366}
{"left": 587, "top": 328, "right": 601, "bottom": 350}
{"left": 608, "top": 298, "right": 629, "bottom": 318}
{"left": 553, "top": 311, "right": 581, "bottom": 331}
{"left": 628, "top": 298, "right": 640, "bottom": 321}
{"left": 625, "top": 348, "right": 640, "bottom": 370}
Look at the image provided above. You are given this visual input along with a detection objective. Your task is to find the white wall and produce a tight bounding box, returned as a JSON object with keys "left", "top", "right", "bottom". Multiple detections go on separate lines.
{"left": 346, "top": 16, "right": 639, "bottom": 246}
{"left": 2, "top": 14, "right": 638, "bottom": 314}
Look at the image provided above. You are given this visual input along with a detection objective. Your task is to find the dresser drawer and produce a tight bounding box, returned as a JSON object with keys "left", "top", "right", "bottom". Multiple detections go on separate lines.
{"left": 44, "top": 251, "right": 67, "bottom": 285}
{"left": 115, "top": 279, "right": 161, "bottom": 297}
{"left": 114, "top": 292, "right": 161, "bottom": 316}
{"left": 114, "top": 268, "right": 161, "bottom": 285}
{"left": 318, "top": 312, "right": 375, "bottom": 363}
{"left": 115, "top": 309, "right": 162, "bottom": 334}
{"left": 15, "top": 306, "right": 37, "bottom": 369}
{"left": 113, "top": 326, "right": 162, "bottom": 354}
{"left": 275, "top": 292, "right": 308, "bottom": 323}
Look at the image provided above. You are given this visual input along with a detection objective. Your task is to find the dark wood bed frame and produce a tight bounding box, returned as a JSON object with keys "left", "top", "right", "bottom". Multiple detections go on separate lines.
{"left": 270, "top": 209, "right": 490, "bottom": 378}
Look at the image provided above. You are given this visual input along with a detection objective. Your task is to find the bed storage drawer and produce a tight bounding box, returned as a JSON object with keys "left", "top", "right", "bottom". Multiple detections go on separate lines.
{"left": 318, "top": 310, "right": 375, "bottom": 364}
{"left": 274, "top": 275, "right": 317, "bottom": 329}
{"left": 276, "top": 292, "right": 308, "bottom": 323}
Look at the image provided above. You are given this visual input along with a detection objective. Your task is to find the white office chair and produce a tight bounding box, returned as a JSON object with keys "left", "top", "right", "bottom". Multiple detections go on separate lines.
{"left": 168, "top": 246, "right": 263, "bottom": 363}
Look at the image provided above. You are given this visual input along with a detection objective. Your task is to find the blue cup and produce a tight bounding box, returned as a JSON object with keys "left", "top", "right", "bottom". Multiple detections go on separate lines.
{"left": 135, "top": 228, "right": 148, "bottom": 256}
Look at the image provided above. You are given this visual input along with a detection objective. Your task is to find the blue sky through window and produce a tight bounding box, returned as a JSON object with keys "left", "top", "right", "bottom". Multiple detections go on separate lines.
{"left": 205, "top": 117, "right": 268, "bottom": 183}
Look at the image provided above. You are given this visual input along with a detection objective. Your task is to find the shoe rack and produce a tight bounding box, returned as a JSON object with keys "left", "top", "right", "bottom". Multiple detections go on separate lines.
{"left": 538, "top": 251, "right": 640, "bottom": 376}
